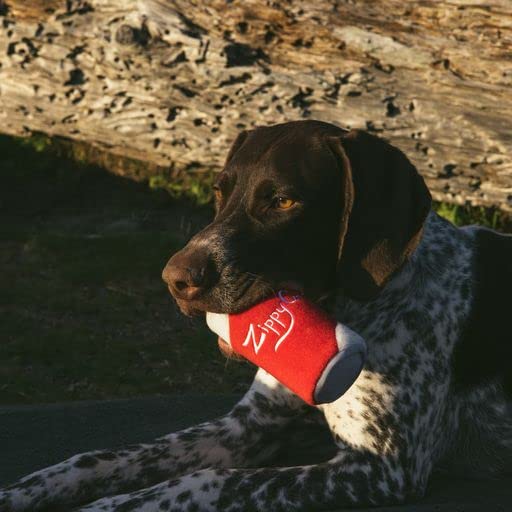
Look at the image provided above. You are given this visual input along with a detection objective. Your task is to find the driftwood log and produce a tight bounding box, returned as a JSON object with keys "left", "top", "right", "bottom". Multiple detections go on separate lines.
{"left": 0, "top": 0, "right": 511, "bottom": 211}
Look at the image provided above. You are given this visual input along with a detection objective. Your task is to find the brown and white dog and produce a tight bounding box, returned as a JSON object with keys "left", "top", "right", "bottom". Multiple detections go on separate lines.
{"left": 1, "top": 120, "right": 511, "bottom": 511}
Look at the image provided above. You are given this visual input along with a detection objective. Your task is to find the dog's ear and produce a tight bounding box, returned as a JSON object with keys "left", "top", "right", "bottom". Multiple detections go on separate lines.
{"left": 328, "top": 130, "right": 431, "bottom": 300}
{"left": 224, "top": 130, "right": 249, "bottom": 166}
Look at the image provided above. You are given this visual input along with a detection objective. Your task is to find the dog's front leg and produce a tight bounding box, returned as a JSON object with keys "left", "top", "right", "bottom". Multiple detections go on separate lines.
{"left": 75, "top": 449, "right": 415, "bottom": 512}
{"left": 0, "top": 370, "right": 307, "bottom": 512}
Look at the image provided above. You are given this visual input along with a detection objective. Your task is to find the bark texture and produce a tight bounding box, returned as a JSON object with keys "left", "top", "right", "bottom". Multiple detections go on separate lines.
{"left": 0, "top": 0, "right": 511, "bottom": 210}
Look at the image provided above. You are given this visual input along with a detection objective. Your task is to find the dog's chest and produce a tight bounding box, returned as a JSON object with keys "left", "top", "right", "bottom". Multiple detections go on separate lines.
{"left": 320, "top": 369, "right": 398, "bottom": 451}
{"left": 322, "top": 214, "right": 475, "bottom": 457}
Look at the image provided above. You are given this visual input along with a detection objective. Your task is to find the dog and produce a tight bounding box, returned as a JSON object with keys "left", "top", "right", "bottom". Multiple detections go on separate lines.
{"left": 1, "top": 120, "right": 510, "bottom": 511}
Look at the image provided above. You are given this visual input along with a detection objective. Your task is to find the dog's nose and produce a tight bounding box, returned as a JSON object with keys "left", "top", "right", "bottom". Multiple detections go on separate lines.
{"left": 162, "top": 246, "right": 214, "bottom": 301}
{"left": 163, "top": 264, "right": 205, "bottom": 300}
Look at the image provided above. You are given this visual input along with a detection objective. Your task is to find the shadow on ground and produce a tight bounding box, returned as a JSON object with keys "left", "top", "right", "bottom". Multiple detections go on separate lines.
{"left": 0, "top": 136, "right": 254, "bottom": 404}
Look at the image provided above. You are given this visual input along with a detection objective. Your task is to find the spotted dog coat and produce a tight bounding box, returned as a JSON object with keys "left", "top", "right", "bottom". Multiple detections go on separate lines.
{"left": 1, "top": 122, "right": 511, "bottom": 511}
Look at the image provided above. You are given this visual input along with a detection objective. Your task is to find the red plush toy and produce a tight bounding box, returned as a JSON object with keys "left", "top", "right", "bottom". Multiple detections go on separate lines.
{"left": 206, "top": 291, "right": 366, "bottom": 405}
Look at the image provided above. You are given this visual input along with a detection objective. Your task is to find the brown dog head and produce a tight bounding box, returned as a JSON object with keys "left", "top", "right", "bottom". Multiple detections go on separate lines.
{"left": 162, "top": 120, "right": 431, "bottom": 315}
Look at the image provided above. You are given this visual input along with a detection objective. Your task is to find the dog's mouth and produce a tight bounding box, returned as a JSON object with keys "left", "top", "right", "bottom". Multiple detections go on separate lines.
{"left": 173, "top": 276, "right": 304, "bottom": 317}
{"left": 169, "top": 275, "right": 314, "bottom": 362}
{"left": 173, "top": 282, "right": 271, "bottom": 317}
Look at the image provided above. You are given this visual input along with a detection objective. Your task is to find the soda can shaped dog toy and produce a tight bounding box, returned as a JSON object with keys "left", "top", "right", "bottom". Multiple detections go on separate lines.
{"left": 206, "top": 291, "right": 367, "bottom": 405}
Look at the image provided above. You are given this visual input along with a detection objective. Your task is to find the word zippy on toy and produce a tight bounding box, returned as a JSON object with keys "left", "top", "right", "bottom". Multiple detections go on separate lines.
{"left": 206, "top": 291, "right": 367, "bottom": 405}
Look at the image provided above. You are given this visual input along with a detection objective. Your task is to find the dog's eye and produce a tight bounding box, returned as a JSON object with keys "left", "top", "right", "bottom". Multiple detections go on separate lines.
{"left": 274, "top": 197, "right": 296, "bottom": 210}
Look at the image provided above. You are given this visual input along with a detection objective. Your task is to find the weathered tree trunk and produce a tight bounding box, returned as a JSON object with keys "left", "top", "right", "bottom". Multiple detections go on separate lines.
{"left": 0, "top": 0, "right": 511, "bottom": 211}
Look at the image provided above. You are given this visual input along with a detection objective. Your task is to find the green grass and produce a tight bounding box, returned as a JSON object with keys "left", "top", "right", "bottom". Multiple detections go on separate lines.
{"left": 149, "top": 170, "right": 217, "bottom": 206}
{"left": 433, "top": 202, "right": 512, "bottom": 231}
